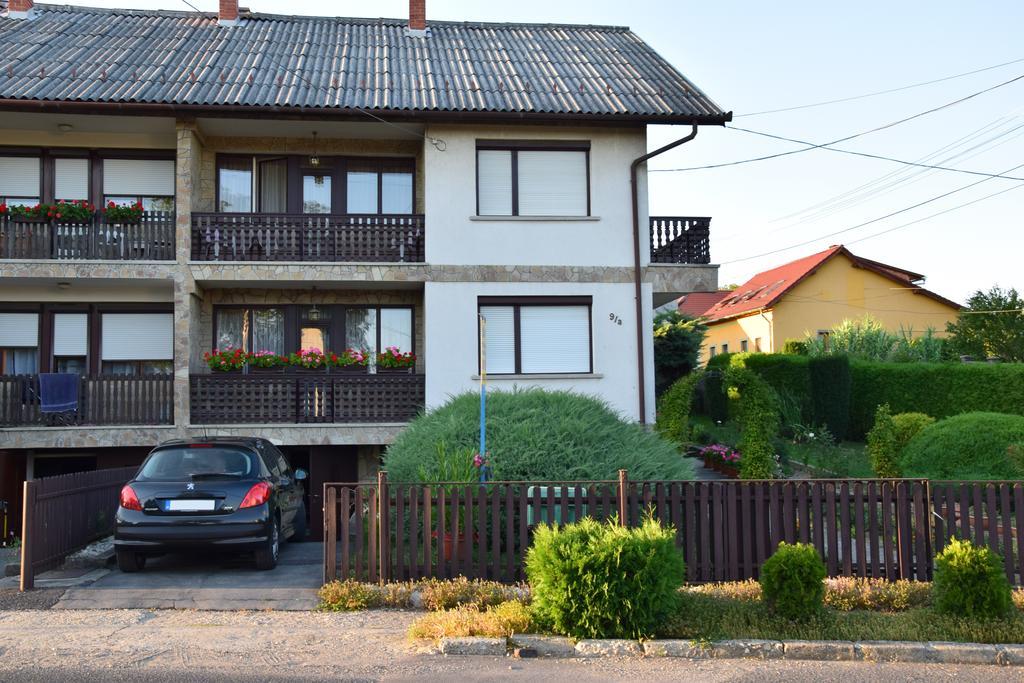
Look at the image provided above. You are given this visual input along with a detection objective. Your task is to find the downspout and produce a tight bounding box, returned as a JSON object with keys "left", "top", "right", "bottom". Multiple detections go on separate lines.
{"left": 760, "top": 310, "right": 773, "bottom": 353}
{"left": 630, "top": 123, "right": 698, "bottom": 424}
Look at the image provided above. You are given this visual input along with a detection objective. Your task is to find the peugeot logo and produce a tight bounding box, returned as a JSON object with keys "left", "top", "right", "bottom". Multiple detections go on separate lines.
{"left": 186, "top": 482, "right": 195, "bottom": 491}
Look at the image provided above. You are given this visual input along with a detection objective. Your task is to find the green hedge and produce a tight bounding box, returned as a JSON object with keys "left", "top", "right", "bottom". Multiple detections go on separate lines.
{"left": 809, "top": 355, "right": 852, "bottom": 440}
{"left": 736, "top": 356, "right": 1024, "bottom": 440}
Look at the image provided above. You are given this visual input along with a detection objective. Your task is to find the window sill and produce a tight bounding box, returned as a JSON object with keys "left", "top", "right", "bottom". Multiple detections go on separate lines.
{"left": 471, "top": 373, "right": 604, "bottom": 380}
{"left": 469, "top": 215, "right": 600, "bottom": 222}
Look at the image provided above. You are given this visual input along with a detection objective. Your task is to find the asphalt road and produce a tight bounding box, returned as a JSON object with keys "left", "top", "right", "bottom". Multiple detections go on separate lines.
{"left": 1, "top": 609, "right": 1021, "bottom": 683}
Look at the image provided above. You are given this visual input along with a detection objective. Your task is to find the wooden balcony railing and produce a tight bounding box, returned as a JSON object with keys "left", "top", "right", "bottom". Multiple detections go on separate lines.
{"left": 0, "top": 212, "right": 175, "bottom": 260}
{"left": 0, "top": 375, "right": 174, "bottom": 427}
{"left": 649, "top": 216, "right": 711, "bottom": 264}
{"left": 191, "top": 213, "right": 425, "bottom": 262}
{"left": 189, "top": 372, "right": 425, "bottom": 424}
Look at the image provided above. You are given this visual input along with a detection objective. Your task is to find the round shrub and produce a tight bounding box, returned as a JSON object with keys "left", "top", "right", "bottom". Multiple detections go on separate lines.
{"left": 383, "top": 388, "right": 694, "bottom": 482}
{"left": 759, "top": 542, "right": 827, "bottom": 620}
{"left": 526, "top": 517, "right": 686, "bottom": 639}
{"left": 891, "top": 412, "right": 935, "bottom": 453}
{"left": 932, "top": 538, "right": 1013, "bottom": 617}
{"left": 901, "top": 412, "right": 1024, "bottom": 479}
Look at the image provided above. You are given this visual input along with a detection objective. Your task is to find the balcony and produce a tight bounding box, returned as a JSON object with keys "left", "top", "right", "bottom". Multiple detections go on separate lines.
{"left": 191, "top": 213, "right": 425, "bottom": 263}
{"left": 189, "top": 372, "right": 425, "bottom": 424}
{"left": 649, "top": 216, "right": 711, "bottom": 264}
{"left": 0, "top": 213, "right": 175, "bottom": 261}
{"left": 0, "top": 375, "right": 174, "bottom": 427}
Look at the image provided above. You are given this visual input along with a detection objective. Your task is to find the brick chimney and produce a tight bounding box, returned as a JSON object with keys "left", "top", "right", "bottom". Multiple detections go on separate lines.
{"left": 218, "top": 0, "right": 239, "bottom": 25}
{"left": 408, "top": 0, "right": 426, "bottom": 33}
{"left": 8, "top": 0, "right": 35, "bottom": 19}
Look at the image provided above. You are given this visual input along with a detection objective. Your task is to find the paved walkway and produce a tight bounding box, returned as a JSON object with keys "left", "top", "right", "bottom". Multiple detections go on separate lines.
{"left": 51, "top": 541, "right": 322, "bottom": 611}
{"left": 692, "top": 461, "right": 728, "bottom": 481}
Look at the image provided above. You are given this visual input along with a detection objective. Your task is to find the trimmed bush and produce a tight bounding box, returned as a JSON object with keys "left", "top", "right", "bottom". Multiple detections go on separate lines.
{"left": 724, "top": 366, "right": 780, "bottom": 479}
{"left": 782, "top": 339, "right": 809, "bottom": 355}
{"left": 809, "top": 354, "right": 852, "bottom": 440}
{"left": 408, "top": 601, "right": 534, "bottom": 640}
{"left": 759, "top": 542, "right": 827, "bottom": 621}
{"left": 866, "top": 404, "right": 902, "bottom": 478}
{"left": 890, "top": 412, "right": 935, "bottom": 453}
{"left": 932, "top": 538, "right": 1013, "bottom": 617}
{"left": 901, "top": 412, "right": 1024, "bottom": 479}
{"left": 655, "top": 370, "right": 704, "bottom": 445}
{"left": 526, "top": 516, "right": 686, "bottom": 639}
{"left": 383, "top": 388, "right": 693, "bottom": 482}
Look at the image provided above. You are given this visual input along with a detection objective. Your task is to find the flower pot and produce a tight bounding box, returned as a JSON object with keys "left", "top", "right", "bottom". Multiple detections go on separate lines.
{"left": 211, "top": 368, "right": 243, "bottom": 374}
{"left": 249, "top": 366, "right": 284, "bottom": 374}
{"left": 293, "top": 366, "right": 327, "bottom": 374}
{"left": 377, "top": 366, "right": 413, "bottom": 374}
{"left": 720, "top": 465, "right": 739, "bottom": 478}
{"left": 436, "top": 531, "right": 466, "bottom": 562}
{"left": 335, "top": 365, "right": 369, "bottom": 374}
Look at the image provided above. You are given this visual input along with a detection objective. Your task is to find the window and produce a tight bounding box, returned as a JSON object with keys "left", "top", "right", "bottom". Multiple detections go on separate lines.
{"left": 476, "top": 143, "right": 590, "bottom": 217}
{"left": 741, "top": 340, "right": 748, "bottom": 352}
{"left": 0, "top": 312, "right": 40, "bottom": 374}
{"left": 346, "top": 159, "right": 413, "bottom": 214}
{"left": 215, "top": 308, "right": 285, "bottom": 355}
{"left": 53, "top": 313, "right": 88, "bottom": 375}
{"left": 817, "top": 330, "right": 831, "bottom": 353}
{"left": 303, "top": 175, "right": 332, "bottom": 214}
{"left": 0, "top": 156, "right": 41, "bottom": 207}
{"left": 100, "top": 313, "right": 173, "bottom": 375}
{"left": 709, "top": 346, "right": 717, "bottom": 358}
{"left": 218, "top": 157, "right": 253, "bottom": 213}
{"left": 103, "top": 158, "right": 175, "bottom": 212}
{"left": 721, "top": 343, "right": 729, "bottom": 354}
{"left": 344, "top": 307, "right": 414, "bottom": 368}
{"left": 478, "top": 298, "right": 591, "bottom": 375}
{"left": 755, "top": 337, "right": 762, "bottom": 352}
{"left": 54, "top": 158, "right": 89, "bottom": 201}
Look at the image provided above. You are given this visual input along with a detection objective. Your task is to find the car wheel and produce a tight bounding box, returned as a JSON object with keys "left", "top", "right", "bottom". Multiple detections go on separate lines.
{"left": 254, "top": 517, "right": 280, "bottom": 570}
{"left": 290, "top": 501, "right": 308, "bottom": 542}
{"left": 116, "top": 549, "right": 146, "bottom": 573}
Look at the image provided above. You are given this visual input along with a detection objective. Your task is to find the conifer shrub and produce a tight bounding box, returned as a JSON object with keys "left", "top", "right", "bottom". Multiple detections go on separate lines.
{"left": 526, "top": 516, "right": 686, "bottom": 639}
{"left": 758, "top": 542, "right": 827, "bottom": 620}
{"left": 932, "top": 538, "right": 1013, "bottom": 618}
{"left": 866, "top": 404, "right": 902, "bottom": 478}
{"left": 901, "top": 412, "right": 1024, "bottom": 479}
{"left": 808, "top": 354, "right": 852, "bottom": 440}
{"left": 890, "top": 412, "right": 935, "bottom": 454}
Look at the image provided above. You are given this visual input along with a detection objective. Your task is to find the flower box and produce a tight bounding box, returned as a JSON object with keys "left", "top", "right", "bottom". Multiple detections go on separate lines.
{"left": 336, "top": 365, "right": 369, "bottom": 374}
{"left": 377, "top": 366, "right": 413, "bottom": 374}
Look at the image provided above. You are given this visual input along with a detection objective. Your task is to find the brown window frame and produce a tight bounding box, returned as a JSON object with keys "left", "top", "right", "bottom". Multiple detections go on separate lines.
{"left": 476, "top": 296, "right": 593, "bottom": 375}
{"left": 475, "top": 140, "right": 591, "bottom": 217}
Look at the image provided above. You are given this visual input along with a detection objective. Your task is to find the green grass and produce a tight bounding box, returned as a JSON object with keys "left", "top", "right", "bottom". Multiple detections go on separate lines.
{"left": 661, "top": 593, "right": 1024, "bottom": 644}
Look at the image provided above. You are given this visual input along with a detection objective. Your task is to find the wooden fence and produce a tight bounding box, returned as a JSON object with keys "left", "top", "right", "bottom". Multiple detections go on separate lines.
{"left": 324, "top": 474, "right": 1023, "bottom": 586}
{"left": 191, "top": 213, "right": 425, "bottom": 262}
{"left": 0, "top": 375, "right": 174, "bottom": 426}
{"left": 0, "top": 213, "right": 175, "bottom": 260}
{"left": 20, "top": 466, "right": 137, "bottom": 590}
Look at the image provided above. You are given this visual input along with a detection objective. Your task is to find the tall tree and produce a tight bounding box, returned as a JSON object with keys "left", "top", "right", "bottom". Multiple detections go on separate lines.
{"left": 653, "top": 311, "right": 707, "bottom": 396}
{"left": 946, "top": 286, "right": 1024, "bottom": 362}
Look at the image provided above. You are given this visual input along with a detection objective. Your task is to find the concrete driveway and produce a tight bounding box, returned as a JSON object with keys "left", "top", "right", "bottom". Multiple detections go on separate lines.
{"left": 52, "top": 541, "right": 322, "bottom": 611}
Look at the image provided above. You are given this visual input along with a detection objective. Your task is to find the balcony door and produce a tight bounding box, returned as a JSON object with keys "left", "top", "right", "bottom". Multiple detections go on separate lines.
{"left": 218, "top": 157, "right": 288, "bottom": 213}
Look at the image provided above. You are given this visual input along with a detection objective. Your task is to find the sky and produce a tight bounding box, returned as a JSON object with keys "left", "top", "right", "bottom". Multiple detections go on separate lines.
{"left": 56, "top": 0, "right": 1024, "bottom": 303}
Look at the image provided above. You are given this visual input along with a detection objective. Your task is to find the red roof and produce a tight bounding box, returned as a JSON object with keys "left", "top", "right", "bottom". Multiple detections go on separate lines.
{"left": 677, "top": 291, "right": 730, "bottom": 318}
{"left": 679, "top": 245, "right": 960, "bottom": 324}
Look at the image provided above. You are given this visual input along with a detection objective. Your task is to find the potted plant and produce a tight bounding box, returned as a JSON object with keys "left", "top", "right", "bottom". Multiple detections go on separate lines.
{"left": 376, "top": 346, "right": 416, "bottom": 374}
{"left": 8, "top": 203, "right": 49, "bottom": 222}
{"left": 288, "top": 347, "right": 327, "bottom": 372}
{"left": 204, "top": 347, "right": 246, "bottom": 373}
{"left": 50, "top": 200, "right": 95, "bottom": 223}
{"left": 103, "top": 200, "right": 145, "bottom": 224}
{"left": 247, "top": 350, "right": 286, "bottom": 373}
{"left": 329, "top": 348, "right": 370, "bottom": 373}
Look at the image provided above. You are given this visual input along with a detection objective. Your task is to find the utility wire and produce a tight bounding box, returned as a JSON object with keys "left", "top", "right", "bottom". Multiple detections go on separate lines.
{"left": 736, "top": 56, "right": 1024, "bottom": 117}
{"left": 720, "top": 160, "right": 1024, "bottom": 265}
{"left": 650, "top": 72, "right": 1024, "bottom": 173}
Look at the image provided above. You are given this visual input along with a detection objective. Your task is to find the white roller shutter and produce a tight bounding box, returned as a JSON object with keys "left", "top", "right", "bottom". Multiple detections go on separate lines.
{"left": 53, "top": 313, "right": 88, "bottom": 356}
{"left": 0, "top": 313, "right": 39, "bottom": 346}
{"left": 479, "top": 306, "right": 515, "bottom": 374}
{"left": 101, "top": 313, "right": 173, "bottom": 360}
{"left": 477, "top": 150, "right": 512, "bottom": 216}
{"left": 517, "top": 151, "right": 588, "bottom": 216}
{"left": 0, "top": 156, "right": 40, "bottom": 197}
{"left": 520, "top": 305, "right": 590, "bottom": 373}
{"left": 103, "top": 159, "right": 174, "bottom": 196}
{"left": 54, "top": 158, "right": 89, "bottom": 201}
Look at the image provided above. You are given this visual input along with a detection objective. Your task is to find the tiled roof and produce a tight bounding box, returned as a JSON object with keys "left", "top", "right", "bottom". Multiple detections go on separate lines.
{"left": 677, "top": 290, "right": 729, "bottom": 318}
{"left": 685, "top": 245, "right": 959, "bottom": 324}
{"left": 0, "top": 4, "right": 730, "bottom": 122}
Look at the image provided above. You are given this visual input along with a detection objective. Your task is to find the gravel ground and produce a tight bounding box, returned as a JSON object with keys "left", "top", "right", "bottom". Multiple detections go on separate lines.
{"left": 1, "top": 609, "right": 1022, "bottom": 682}
{"left": 0, "top": 587, "right": 64, "bottom": 610}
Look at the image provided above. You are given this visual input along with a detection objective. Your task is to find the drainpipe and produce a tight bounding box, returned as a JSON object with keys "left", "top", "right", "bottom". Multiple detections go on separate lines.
{"left": 630, "top": 123, "right": 698, "bottom": 424}
{"left": 759, "top": 310, "right": 774, "bottom": 353}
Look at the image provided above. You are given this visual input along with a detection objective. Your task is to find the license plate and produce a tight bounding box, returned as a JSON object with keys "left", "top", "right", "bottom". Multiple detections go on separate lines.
{"left": 166, "top": 499, "right": 216, "bottom": 512}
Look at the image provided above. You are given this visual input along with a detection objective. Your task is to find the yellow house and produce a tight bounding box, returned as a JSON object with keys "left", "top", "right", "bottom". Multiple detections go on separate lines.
{"left": 678, "top": 245, "right": 962, "bottom": 363}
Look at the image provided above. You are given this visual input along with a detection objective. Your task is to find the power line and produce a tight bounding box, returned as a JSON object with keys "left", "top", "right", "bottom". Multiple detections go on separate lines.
{"left": 722, "top": 125, "right": 1024, "bottom": 181}
{"left": 650, "top": 72, "right": 1024, "bottom": 173}
{"left": 720, "top": 160, "right": 1024, "bottom": 265}
{"left": 736, "top": 56, "right": 1024, "bottom": 117}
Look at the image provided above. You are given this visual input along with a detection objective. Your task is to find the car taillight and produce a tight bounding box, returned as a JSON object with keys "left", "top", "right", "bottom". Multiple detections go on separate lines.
{"left": 240, "top": 481, "right": 272, "bottom": 509}
{"left": 120, "top": 485, "right": 142, "bottom": 511}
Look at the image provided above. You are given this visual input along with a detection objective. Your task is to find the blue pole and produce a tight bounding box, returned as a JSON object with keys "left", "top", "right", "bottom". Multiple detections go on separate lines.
{"left": 479, "top": 314, "right": 487, "bottom": 482}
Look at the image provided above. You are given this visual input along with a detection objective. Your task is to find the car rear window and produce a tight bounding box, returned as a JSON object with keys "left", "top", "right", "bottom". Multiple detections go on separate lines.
{"left": 136, "top": 447, "right": 261, "bottom": 481}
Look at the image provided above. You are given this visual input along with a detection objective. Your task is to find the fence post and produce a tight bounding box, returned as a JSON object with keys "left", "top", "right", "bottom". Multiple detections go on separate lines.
{"left": 377, "top": 470, "right": 388, "bottom": 584}
{"left": 323, "top": 484, "right": 337, "bottom": 585}
{"left": 19, "top": 479, "right": 36, "bottom": 592}
{"left": 617, "top": 469, "right": 628, "bottom": 526}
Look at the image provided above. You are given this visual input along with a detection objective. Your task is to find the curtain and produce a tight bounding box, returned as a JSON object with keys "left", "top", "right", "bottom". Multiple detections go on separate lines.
{"left": 252, "top": 309, "right": 285, "bottom": 355}
{"left": 216, "top": 309, "right": 248, "bottom": 352}
{"left": 258, "top": 159, "right": 288, "bottom": 212}
{"left": 345, "top": 308, "right": 377, "bottom": 354}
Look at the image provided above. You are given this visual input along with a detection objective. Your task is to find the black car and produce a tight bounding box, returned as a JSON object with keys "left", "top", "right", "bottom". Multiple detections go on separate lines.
{"left": 114, "top": 437, "right": 307, "bottom": 572}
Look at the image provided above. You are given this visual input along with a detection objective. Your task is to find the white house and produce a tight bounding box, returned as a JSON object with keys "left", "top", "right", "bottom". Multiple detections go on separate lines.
{"left": 0, "top": 0, "right": 728, "bottom": 531}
